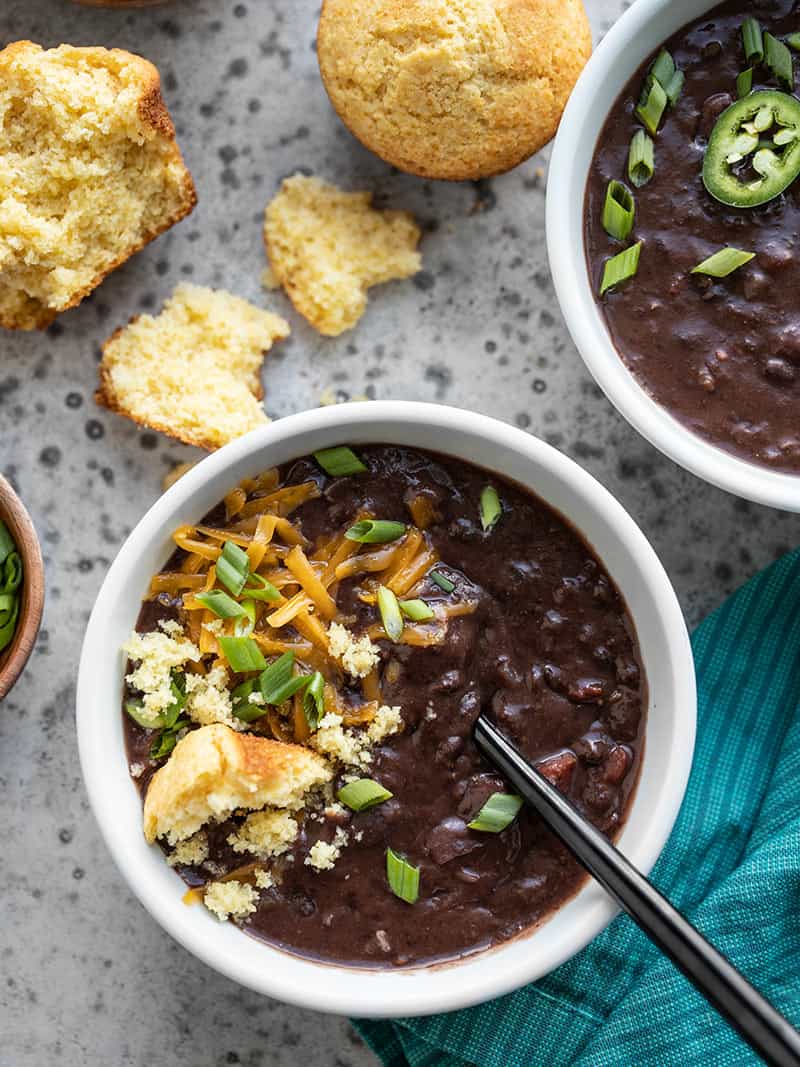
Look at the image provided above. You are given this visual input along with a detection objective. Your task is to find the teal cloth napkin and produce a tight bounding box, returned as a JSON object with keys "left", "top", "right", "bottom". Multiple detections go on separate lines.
{"left": 355, "top": 548, "right": 800, "bottom": 1066}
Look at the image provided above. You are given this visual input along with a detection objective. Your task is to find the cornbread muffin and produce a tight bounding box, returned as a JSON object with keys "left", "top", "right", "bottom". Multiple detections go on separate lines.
{"left": 0, "top": 41, "right": 195, "bottom": 330}
{"left": 143, "top": 724, "right": 332, "bottom": 845}
{"left": 317, "top": 0, "right": 592, "bottom": 180}
{"left": 264, "top": 174, "right": 421, "bottom": 336}
{"left": 96, "top": 284, "right": 290, "bottom": 450}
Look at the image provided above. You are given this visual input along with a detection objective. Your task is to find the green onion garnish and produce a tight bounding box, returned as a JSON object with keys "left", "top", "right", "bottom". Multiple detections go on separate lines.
{"left": 245, "top": 572, "right": 282, "bottom": 602}
{"left": 765, "top": 32, "right": 794, "bottom": 90}
{"left": 303, "top": 671, "right": 325, "bottom": 730}
{"left": 479, "top": 485, "right": 502, "bottom": 531}
{"left": 0, "top": 521, "right": 22, "bottom": 654}
{"left": 599, "top": 242, "right": 642, "bottom": 296}
{"left": 399, "top": 599, "right": 435, "bottom": 622}
{"left": 344, "top": 519, "right": 406, "bottom": 544}
{"left": 125, "top": 672, "right": 186, "bottom": 729}
{"left": 636, "top": 75, "right": 668, "bottom": 135}
{"left": 258, "top": 652, "right": 312, "bottom": 705}
{"left": 788, "top": 33, "right": 800, "bottom": 52}
{"left": 601, "top": 180, "right": 635, "bottom": 241}
{"left": 737, "top": 67, "right": 754, "bottom": 98}
{"left": 650, "top": 49, "right": 675, "bottom": 89}
{"left": 338, "top": 778, "right": 393, "bottom": 812}
{"left": 377, "top": 585, "right": 404, "bottom": 642}
{"left": 742, "top": 17, "right": 764, "bottom": 63}
{"left": 313, "top": 446, "right": 367, "bottom": 477}
{"left": 150, "top": 718, "right": 190, "bottom": 760}
{"left": 231, "top": 679, "right": 265, "bottom": 722}
{"left": 664, "top": 69, "right": 685, "bottom": 106}
{"left": 691, "top": 246, "right": 755, "bottom": 277}
{"left": 0, "top": 522, "right": 14, "bottom": 561}
{"left": 430, "top": 570, "right": 455, "bottom": 593}
{"left": 467, "top": 792, "right": 524, "bottom": 833}
{"left": 386, "top": 848, "right": 420, "bottom": 904}
{"left": 218, "top": 635, "right": 266, "bottom": 673}
{"left": 627, "top": 130, "right": 655, "bottom": 187}
{"left": 194, "top": 589, "right": 246, "bottom": 619}
{"left": 234, "top": 599, "right": 256, "bottom": 637}
{"left": 216, "top": 540, "right": 250, "bottom": 597}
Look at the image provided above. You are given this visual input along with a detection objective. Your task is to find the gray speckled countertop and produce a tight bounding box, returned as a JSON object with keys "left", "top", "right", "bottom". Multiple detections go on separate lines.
{"left": 2, "top": 1, "right": 799, "bottom": 1064}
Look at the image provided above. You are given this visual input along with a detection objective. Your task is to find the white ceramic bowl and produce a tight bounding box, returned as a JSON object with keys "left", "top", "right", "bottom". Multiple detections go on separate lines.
{"left": 547, "top": 0, "right": 800, "bottom": 511}
{"left": 77, "top": 401, "right": 695, "bottom": 1017}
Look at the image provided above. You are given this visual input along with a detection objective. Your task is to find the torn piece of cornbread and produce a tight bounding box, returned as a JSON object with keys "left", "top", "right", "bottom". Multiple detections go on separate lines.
{"left": 0, "top": 41, "right": 196, "bottom": 330}
{"left": 96, "top": 283, "right": 290, "bottom": 449}
{"left": 143, "top": 724, "right": 332, "bottom": 845}
{"left": 263, "top": 174, "right": 421, "bottom": 336}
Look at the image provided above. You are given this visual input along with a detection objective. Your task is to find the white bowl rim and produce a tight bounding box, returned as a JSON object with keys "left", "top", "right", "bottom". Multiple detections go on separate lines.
{"left": 546, "top": 0, "right": 800, "bottom": 512}
{"left": 77, "top": 400, "right": 696, "bottom": 1017}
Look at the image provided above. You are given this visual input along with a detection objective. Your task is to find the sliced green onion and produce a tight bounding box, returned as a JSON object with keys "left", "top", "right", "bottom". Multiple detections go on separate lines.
{"left": 338, "top": 778, "right": 393, "bottom": 812}
{"left": 0, "top": 522, "right": 21, "bottom": 654}
{"left": 245, "top": 572, "right": 282, "bottom": 602}
{"left": 479, "top": 485, "right": 502, "bottom": 531}
{"left": 2, "top": 552, "right": 21, "bottom": 593}
{"left": 216, "top": 540, "right": 250, "bottom": 597}
{"left": 377, "top": 585, "right": 404, "bottom": 642}
{"left": 234, "top": 599, "right": 256, "bottom": 637}
{"left": 742, "top": 17, "right": 764, "bottom": 63}
{"left": 754, "top": 105, "right": 774, "bottom": 132}
{"left": 150, "top": 718, "right": 190, "bottom": 760}
{"left": 601, "top": 180, "right": 635, "bottom": 241}
{"left": 737, "top": 67, "right": 754, "bottom": 98}
{"left": 124, "top": 672, "right": 186, "bottom": 730}
{"left": 303, "top": 671, "right": 325, "bottom": 731}
{"left": 0, "top": 521, "right": 14, "bottom": 563}
{"left": 399, "top": 599, "right": 435, "bottom": 622}
{"left": 124, "top": 699, "right": 156, "bottom": 729}
{"left": 313, "top": 446, "right": 367, "bottom": 477}
{"left": 691, "top": 246, "right": 755, "bottom": 277}
{"left": 599, "top": 242, "right": 642, "bottom": 296}
{"left": 259, "top": 651, "right": 295, "bottom": 700}
{"left": 0, "top": 598, "right": 18, "bottom": 651}
{"left": 386, "top": 848, "right": 420, "bottom": 904}
{"left": 636, "top": 75, "right": 668, "bottom": 135}
{"left": 627, "top": 130, "right": 655, "bottom": 187}
{"left": 787, "top": 33, "right": 800, "bottom": 52}
{"left": 231, "top": 679, "right": 266, "bottom": 722}
{"left": 430, "top": 570, "right": 455, "bottom": 593}
{"left": 650, "top": 49, "right": 675, "bottom": 90}
{"left": 467, "top": 792, "right": 524, "bottom": 833}
{"left": 665, "top": 69, "right": 685, "bottom": 106}
{"left": 194, "top": 589, "right": 245, "bottom": 619}
{"left": 218, "top": 635, "right": 266, "bottom": 673}
{"left": 344, "top": 519, "right": 406, "bottom": 544}
{"left": 765, "top": 32, "right": 794, "bottom": 90}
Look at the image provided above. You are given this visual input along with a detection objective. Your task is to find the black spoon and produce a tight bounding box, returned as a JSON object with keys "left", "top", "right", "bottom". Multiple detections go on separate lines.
{"left": 473, "top": 714, "right": 800, "bottom": 1067}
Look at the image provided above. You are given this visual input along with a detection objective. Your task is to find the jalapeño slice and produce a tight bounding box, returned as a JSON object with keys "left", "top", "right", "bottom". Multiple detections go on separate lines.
{"left": 703, "top": 90, "right": 800, "bottom": 208}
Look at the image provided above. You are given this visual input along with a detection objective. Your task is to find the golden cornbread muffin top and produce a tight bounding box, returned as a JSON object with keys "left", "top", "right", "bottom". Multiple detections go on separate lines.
{"left": 317, "top": 0, "right": 592, "bottom": 181}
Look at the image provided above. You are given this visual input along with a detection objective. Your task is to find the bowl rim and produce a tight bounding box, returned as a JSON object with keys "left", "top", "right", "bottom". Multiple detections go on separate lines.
{"left": 76, "top": 400, "right": 696, "bottom": 1017}
{"left": 546, "top": 0, "right": 800, "bottom": 512}
{"left": 0, "top": 474, "right": 45, "bottom": 701}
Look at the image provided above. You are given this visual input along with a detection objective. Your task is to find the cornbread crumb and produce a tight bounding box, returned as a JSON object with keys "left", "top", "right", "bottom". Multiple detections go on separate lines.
{"left": 328, "top": 622, "right": 380, "bottom": 679}
{"left": 203, "top": 880, "right": 258, "bottom": 921}
{"left": 264, "top": 174, "right": 421, "bottom": 336}
{"left": 96, "top": 283, "right": 290, "bottom": 450}
{"left": 143, "top": 723, "right": 333, "bottom": 844}
{"left": 368, "top": 704, "right": 403, "bottom": 744}
{"left": 130, "top": 762, "right": 145, "bottom": 779}
{"left": 317, "top": 0, "right": 592, "bottom": 181}
{"left": 305, "top": 827, "right": 349, "bottom": 871}
{"left": 201, "top": 618, "right": 224, "bottom": 636}
{"left": 227, "top": 809, "right": 298, "bottom": 857}
{"left": 254, "top": 868, "right": 275, "bottom": 890}
{"left": 123, "top": 627, "right": 199, "bottom": 723}
{"left": 167, "top": 832, "right": 208, "bottom": 867}
{"left": 0, "top": 41, "right": 196, "bottom": 330}
{"left": 312, "top": 713, "right": 372, "bottom": 768}
{"left": 184, "top": 666, "right": 239, "bottom": 730}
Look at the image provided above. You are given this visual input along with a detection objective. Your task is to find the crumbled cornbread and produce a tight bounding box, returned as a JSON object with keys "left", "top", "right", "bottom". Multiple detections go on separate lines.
{"left": 305, "top": 827, "right": 349, "bottom": 871}
{"left": 167, "top": 832, "right": 209, "bottom": 867}
{"left": 96, "top": 283, "right": 290, "bottom": 450}
{"left": 184, "top": 666, "right": 239, "bottom": 730}
{"left": 311, "top": 705, "right": 402, "bottom": 768}
{"left": 368, "top": 704, "right": 403, "bottom": 744}
{"left": 0, "top": 41, "right": 196, "bottom": 330}
{"left": 328, "top": 622, "right": 380, "bottom": 679}
{"left": 263, "top": 174, "right": 421, "bottom": 336}
{"left": 203, "top": 880, "right": 258, "bottom": 921}
{"left": 227, "top": 809, "right": 298, "bottom": 857}
{"left": 123, "top": 626, "right": 199, "bottom": 723}
{"left": 254, "top": 869, "right": 275, "bottom": 890}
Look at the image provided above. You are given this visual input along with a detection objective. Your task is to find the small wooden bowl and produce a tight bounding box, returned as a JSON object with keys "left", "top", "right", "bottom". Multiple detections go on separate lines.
{"left": 0, "top": 476, "right": 45, "bottom": 701}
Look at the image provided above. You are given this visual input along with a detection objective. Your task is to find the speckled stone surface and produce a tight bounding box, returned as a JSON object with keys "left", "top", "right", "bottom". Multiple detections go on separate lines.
{"left": 2, "top": 1, "right": 800, "bottom": 1064}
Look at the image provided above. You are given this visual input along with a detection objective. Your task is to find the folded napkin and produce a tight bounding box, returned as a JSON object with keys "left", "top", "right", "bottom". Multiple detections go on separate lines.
{"left": 355, "top": 549, "right": 800, "bottom": 1066}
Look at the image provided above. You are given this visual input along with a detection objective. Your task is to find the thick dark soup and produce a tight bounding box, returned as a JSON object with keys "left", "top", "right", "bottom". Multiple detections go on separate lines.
{"left": 586, "top": 0, "right": 800, "bottom": 472}
{"left": 124, "top": 446, "right": 645, "bottom": 967}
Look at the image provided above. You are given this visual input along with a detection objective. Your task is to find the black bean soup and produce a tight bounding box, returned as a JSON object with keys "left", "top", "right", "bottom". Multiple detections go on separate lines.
{"left": 586, "top": 0, "right": 800, "bottom": 472}
{"left": 125, "top": 446, "right": 645, "bottom": 967}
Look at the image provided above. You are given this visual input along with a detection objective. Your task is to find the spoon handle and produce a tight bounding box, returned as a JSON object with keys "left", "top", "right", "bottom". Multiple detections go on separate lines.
{"left": 474, "top": 715, "right": 800, "bottom": 1067}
